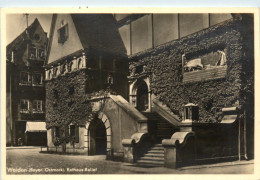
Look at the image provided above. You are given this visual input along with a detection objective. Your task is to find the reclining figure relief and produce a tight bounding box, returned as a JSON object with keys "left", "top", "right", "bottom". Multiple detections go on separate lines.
{"left": 183, "top": 50, "right": 227, "bottom": 72}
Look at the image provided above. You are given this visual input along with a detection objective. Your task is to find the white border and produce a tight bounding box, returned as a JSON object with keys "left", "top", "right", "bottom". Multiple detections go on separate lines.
{"left": 1, "top": 7, "right": 259, "bottom": 180}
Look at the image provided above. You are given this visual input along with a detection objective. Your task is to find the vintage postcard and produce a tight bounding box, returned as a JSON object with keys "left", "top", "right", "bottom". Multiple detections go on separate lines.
{"left": 1, "top": 7, "right": 259, "bottom": 180}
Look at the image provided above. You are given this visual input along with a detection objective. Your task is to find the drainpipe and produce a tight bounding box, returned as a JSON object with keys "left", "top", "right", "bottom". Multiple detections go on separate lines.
{"left": 244, "top": 109, "right": 248, "bottom": 160}
{"left": 238, "top": 112, "right": 241, "bottom": 161}
{"left": 10, "top": 66, "right": 13, "bottom": 146}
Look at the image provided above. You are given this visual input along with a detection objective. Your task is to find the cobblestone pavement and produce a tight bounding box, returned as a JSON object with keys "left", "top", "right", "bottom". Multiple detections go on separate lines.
{"left": 6, "top": 147, "right": 254, "bottom": 174}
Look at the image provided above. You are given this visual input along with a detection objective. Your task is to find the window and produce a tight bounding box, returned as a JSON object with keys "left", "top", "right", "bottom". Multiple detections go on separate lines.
{"left": 183, "top": 103, "right": 199, "bottom": 121}
{"left": 107, "top": 74, "right": 114, "bottom": 84}
{"left": 60, "top": 64, "right": 66, "bottom": 75}
{"left": 20, "top": 99, "right": 29, "bottom": 113}
{"left": 52, "top": 127, "right": 61, "bottom": 144}
{"left": 69, "top": 125, "right": 79, "bottom": 143}
{"left": 32, "top": 73, "right": 43, "bottom": 86}
{"left": 58, "top": 24, "right": 68, "bottom": 44}
{"left": 68, "top": 62, "right": 73, "bottom": 72}
{"left": 54, "top": 127, "right": 60, "bottom": 138}
{"left": 29, "top": 45, "right": 45, "bottom": 61}
{"left": 20, "top": 72, "right": 30, "bottom": 85}
{"left": 30, "top": 47, "right": 37, "bottom": 59}
{"left": 38, "top": 49, "right": 45, "bottom": 59}
{"left": 33, "top": 34, "right": 41, "bottom": 42}
{"left": 53, "top": 68, "right": 58, "bottom": 77}
{"left": 33, "top": 100, "right": 43, "bottom": 112}
{"left": 48, "top": 70, "right": 52, "bottom": 79}
{"left": 78, "top": 58, "right": 82, "bottom": 69}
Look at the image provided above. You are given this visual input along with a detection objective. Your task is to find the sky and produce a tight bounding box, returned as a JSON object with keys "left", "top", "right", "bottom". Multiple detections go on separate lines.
{"left": 6, "top": 14, "right": 52, "bottom": 45}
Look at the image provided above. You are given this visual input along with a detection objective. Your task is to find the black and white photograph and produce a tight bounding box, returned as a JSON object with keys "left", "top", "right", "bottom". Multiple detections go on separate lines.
{"left": 2, "top": 9, "right": 258, "bottom": 177}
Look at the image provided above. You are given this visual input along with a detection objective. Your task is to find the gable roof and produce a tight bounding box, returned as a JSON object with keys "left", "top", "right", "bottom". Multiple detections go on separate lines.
{"left": 71, "top": 14, "right": 126, "bottom": 55}
{"left": 6, "top": 18, "right": 46, "bottom": 59}
{"left": 46, "top": 14, "right": 127, "bottom": 65}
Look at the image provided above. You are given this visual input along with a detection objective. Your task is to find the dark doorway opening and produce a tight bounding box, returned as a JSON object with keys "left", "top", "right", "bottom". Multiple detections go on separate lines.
{"left": 88, "top": 118, "right": 107, "bottom": 155}
{"left": 15, "top": 121, "right": 26, "bottom": 146}
{"left": 26, "top": 132, "right": 47, "bottom": 146}
{"left": 136, "top": 80, "right": 149, "bottom": 111}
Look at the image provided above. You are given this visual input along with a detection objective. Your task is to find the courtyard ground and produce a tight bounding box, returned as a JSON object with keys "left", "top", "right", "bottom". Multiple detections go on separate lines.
{"left": 5, "top": 146, "right": 254, "bottom": 174}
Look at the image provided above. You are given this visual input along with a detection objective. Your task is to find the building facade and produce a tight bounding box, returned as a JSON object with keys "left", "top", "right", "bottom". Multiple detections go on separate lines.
{"left": 6, "top": 18, "right": 48, "bottom": 146}
{"left": 45, "top": 14, "right": 254, "bottom": 168}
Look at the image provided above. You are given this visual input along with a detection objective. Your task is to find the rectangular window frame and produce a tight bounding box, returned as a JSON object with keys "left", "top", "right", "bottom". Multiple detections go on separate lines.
{"left": 32, "top": 100, "right": 43, "bottom": 113}
{"left": 38, "top": 48, "right": 45, "bottom": 60}
{"left": 32, "top": 73, "right": 43, "bottom": 86}
{"left": 69, "top": 124, "right": 79, "bottom": 143}
{"left": 30, "top": 46, "right": 37, "bottom": 60}
{"left": 20, "top": 72, "right": 31, "bottom": 86}
{"left": 20, "top": 99, "right": 29, "bottom": 113}
{"left": 58, "top": 24, "right": 69, "bottom": 44}
{"left": 55, "top": 127, "right": 60, "bottom": 138}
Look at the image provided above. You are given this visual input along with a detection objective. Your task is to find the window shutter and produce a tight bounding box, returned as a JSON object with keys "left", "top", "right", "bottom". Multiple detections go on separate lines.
{"left": 58, "top": 29, "right": 61, "bottom": 43}
{"left": 75, "top": 126, "right": 79, "bottom": 143}
{"left": 65, "top": 24, "right": 69, "bottom": 41}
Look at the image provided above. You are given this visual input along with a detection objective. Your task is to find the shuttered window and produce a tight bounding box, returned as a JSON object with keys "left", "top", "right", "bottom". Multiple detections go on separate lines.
{"left": 58, "top": 24, "right": 69, "bottom": 44}
{"left": 69, "top": 125, "right": 79, "bottom": 143}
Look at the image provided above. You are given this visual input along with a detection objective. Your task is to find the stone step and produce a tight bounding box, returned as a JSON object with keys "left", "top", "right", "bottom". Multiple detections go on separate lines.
{"left": 143, "top": 153, "right": 164, "bottom": 158}
{"left": 150, "top": 146, "right": 164, "bottom": 150}
{"left": 147, "top": 149, "right": 164, "bottom": 154}
{"left": 139, "top": 156, "right": 164, "bottom": 161}
{"left": 136, "top": 160, "right": 164, "bottom": 167}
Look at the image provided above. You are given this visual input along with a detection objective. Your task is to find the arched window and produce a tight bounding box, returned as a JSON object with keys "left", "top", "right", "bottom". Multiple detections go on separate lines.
{"left": 78, "top": 58, "right": 82, "bottom": 69}
{"left": 48, "top": 70, "right": 52, "bottom": 79}
{"left": 133, "top": 80, "right": 149, "bottom": 112}
{"left": 53, "top": 67, "right": 58, "bottom": 77}
{"left": 107, "top": 74, "right": 113, "bottom": 85}
{"left": 68, "top": 61, "right": 73, "bottom": 72}
{"left": 60, "top": 64, "right": 66, "bottom": 75}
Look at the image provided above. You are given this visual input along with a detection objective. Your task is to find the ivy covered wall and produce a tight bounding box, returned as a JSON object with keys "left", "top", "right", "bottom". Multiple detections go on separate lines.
{"left": 45, "top": 68, "right": 127, "bottom": 129}
{"left": 130, "top": 18, "right": 254, "bottom": 123}
{"left": 46, "top": 70, "right": 93, "bottom": 129}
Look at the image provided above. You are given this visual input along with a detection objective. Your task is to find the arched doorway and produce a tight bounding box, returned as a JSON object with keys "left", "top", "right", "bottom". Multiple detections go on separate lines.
{"left": 88, "top": 118, "right": 107, "bottom": 155}
{"left": 136, "top": 80, "right": 149, "bottom": 111}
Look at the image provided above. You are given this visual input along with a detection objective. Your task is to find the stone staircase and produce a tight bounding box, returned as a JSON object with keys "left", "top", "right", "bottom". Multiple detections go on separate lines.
{"left": 134, "top": 112, "right": 177, "bottom": 167}
{"left": 136, "top": 143, "right": 164, "bottom": 167}
{"left": 143, "top": 112, "right": 175, "bottom": 140}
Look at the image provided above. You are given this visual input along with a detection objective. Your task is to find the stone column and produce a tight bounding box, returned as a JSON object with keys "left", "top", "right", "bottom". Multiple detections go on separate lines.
{"left": 82, "top": 52, "right": 87, "bottom": 68}
{"left": 57, "top": 63, "right": 61, "bottom": 76}
{"left": 50, "top": 66, "right": 54, "bottom": 79}
{"left": 122, "top": 139, "right": 135, "bottom": 163}
{"left": 64, "top": 60, "right": 68, "bottom": 73}
{"left": 73, "top": 57, "right": 77, "bottom": 71}
{"left": 164, "top": 145, "right": 179, "bottom": 168}
{"left": 122, "top": 132, "right": 148, "bottom": 163}
{"left": 45, "top": 68, "right": 48, "bottom": 80}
